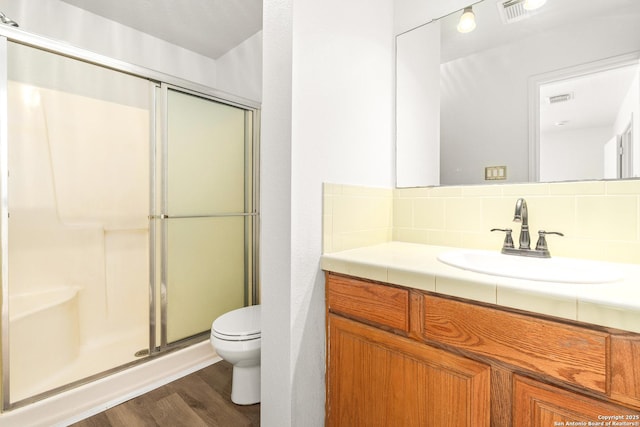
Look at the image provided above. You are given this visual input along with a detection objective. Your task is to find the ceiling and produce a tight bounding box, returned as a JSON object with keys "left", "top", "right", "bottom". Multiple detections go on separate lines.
{"left": 60, "top": 0, "right": 262, "bottom": 60}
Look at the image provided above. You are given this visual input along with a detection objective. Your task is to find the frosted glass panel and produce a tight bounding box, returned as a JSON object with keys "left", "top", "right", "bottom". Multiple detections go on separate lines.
{"left": 167, "top": 89, "right": 246, "bottom": 215}
{"left": 164, "top": 89, "right": 249, "bottom": 342}
{"left": 6, "top": 43, "right": 151, "bottom": 403}
{"left": 166, "top": 217, "right": 246, "bottom": 342}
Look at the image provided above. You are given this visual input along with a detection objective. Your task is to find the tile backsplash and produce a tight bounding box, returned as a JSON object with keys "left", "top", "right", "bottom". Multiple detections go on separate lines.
{"left": 323, "top": 183, "right": 393, "bottom": 253}
{"left": 323, "top": 180, "right": 640, "bottom": 264}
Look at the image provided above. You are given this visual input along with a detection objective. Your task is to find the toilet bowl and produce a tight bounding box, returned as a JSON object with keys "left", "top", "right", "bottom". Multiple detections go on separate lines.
{"left": 210, "top": 304, "right": 261, "bottom": 405}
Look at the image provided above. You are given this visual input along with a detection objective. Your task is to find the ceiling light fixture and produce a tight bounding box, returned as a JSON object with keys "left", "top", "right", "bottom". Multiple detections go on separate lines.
{"left": 457, "top": 6, "right": 477, "bottom": 33}
{"left": 523, "top": 0, "right": 547, "bottom": 11}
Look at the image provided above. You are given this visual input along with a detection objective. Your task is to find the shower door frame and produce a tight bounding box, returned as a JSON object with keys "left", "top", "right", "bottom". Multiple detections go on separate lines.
{"left": 0, "top": 26, "right": 260, "bottom": 410}
{"left": 155, "top": 83, "right": 261, "bottom": 350}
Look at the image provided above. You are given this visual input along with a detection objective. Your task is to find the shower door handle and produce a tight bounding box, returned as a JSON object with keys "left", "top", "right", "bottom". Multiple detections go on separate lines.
{"left": 151, "top": 213, "right": 257, "bottom": 219}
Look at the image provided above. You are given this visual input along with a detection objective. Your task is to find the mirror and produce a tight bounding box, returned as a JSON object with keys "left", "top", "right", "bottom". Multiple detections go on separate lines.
{"left": 396, "top": 0, "right": 640, "bottom": 187}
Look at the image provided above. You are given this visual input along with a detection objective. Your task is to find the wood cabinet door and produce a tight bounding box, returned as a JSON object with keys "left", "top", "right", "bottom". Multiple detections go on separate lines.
{"left": 327, "top": 314, "right": 490, "bottom": 427}
{"left": 513, "top": 375, "right": 640, "bottom": 426}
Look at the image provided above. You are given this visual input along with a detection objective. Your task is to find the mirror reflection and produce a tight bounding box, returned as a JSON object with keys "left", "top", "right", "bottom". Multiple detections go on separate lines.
{"left": 538, "top": 59, "right": 639, "bottom": 182}
{"left": 397, "top": 0, "right": 640, "bottom": 187}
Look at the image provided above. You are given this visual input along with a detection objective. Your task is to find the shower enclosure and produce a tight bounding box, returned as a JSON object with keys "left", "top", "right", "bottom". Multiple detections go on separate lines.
{"left": 0, "top": 32, "right": 259, "bottom": 409}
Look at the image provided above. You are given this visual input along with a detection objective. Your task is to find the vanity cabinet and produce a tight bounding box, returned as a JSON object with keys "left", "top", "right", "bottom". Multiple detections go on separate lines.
{"left": 325, "top": 272, "right": 640, "bottom": 426}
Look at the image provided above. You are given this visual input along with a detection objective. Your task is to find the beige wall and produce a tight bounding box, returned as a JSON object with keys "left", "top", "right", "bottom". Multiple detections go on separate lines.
{"left": 324, "top": 180, "right": 640, "bottom": 264}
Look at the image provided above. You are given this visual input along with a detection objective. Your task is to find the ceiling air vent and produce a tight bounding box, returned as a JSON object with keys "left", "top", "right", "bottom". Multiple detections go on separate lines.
{"left": 497, "top": 0, "right": 530, "bottom": 24}
{"left": 546, "top": 93, "right": 574, "bottom": 104}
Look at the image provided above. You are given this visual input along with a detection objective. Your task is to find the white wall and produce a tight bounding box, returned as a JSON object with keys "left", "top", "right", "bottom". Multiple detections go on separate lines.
{"left": 0, "top": 0, "right": 219, "bottom": 88}
{"left": 540, "top": 126, "right": 611, "bottom": 182}
{"left": 217, "top": 31, "right": 263, "bottom": 102}
{"left": 261, "top": 0, "right": 293, "bottom": 424}
{"left": 396, "top": 21, "right": 441, "bottom": 187}
{"left": 262, "top": 0, "right": 395, "bottom": 425}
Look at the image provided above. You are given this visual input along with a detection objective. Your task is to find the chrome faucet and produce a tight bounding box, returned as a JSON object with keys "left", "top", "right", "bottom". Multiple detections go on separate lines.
{"left": 491, "top": 198, "right": 563, "bottom": 258}
{"left": 513, "top": 198, "right": 530, "bottom": 250}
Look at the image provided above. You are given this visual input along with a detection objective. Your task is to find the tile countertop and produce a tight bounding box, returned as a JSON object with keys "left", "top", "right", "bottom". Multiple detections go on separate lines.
{"left": 321, "top": 241, "right": 640, "bottom": 334}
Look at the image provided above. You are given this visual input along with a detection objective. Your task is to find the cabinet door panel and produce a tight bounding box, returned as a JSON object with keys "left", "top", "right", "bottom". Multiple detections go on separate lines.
{"left": 327, "top": 314, "right": 490, "bottom": 426}
{"left": 513, "top": 375, "right": 640, "bottom": 427}
{"left": 611, "top": 335, "right": 640, "bottom": 408}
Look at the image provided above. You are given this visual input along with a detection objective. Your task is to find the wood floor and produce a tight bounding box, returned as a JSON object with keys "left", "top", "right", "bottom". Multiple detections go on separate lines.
{"left": 70, "top": 361, "right": 260, "bottom": 427}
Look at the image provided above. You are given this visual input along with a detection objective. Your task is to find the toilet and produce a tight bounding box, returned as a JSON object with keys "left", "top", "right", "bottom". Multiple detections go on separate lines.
{"left": 210, "top": 304, "right": 261, "bottom": 405}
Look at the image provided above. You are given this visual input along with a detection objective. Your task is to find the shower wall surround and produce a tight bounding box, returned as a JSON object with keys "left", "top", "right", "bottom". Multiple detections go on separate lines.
{"left": 6, "top": 45, "right": 152, "bottom": 405}
{"left": 323, "top": 180, "right": 640, "bottom": 264}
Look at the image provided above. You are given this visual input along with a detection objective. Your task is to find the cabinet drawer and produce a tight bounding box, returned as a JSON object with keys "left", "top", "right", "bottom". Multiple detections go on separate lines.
{"left": 422, "top": 295, "right": 608, "bottom": 393}
{"left": 327, "top": 274, "right": 409, "bottom": 332}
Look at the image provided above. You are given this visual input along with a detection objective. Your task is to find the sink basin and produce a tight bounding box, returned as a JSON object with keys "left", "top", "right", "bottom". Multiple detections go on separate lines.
{"left": 437, "top": 249, "right": 623, "bottom": 284}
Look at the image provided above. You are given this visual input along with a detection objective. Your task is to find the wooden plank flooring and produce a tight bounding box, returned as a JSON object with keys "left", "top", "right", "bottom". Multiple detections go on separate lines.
{"left": 71, "top": 361, "right": 260, "bottom": 427}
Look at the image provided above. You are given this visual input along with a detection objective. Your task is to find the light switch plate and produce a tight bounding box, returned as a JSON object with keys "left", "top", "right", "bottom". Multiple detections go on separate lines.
{"left": 485, "top": 166, "right": 507, "bottom": 180}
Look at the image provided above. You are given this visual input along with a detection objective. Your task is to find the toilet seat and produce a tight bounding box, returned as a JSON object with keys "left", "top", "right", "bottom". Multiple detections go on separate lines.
{"left": 212, "top": 305, "right": 261, "bottom": 342}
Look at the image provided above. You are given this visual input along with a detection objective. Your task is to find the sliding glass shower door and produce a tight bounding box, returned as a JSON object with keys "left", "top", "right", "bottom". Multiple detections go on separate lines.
{"left": 161, "top": 88, "right": 256, "bottom": 344}
{"left": 2, "top": 39, "right": 259, "bottom": 408}
{"left": 5, "top": 41, "right": 152, "bottom": 404}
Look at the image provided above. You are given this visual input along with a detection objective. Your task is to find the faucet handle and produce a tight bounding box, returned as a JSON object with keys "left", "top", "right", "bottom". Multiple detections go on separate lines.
{"left": 491, "top": 228, "right": 514, "bottom": 249}
{"left": 535, "top": 230, "right": 564, "bottom": 251}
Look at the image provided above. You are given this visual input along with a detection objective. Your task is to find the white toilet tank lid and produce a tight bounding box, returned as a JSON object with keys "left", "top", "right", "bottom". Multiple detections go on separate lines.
{"left": 212, "top": 304, "right": 261, "bottom": 337}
